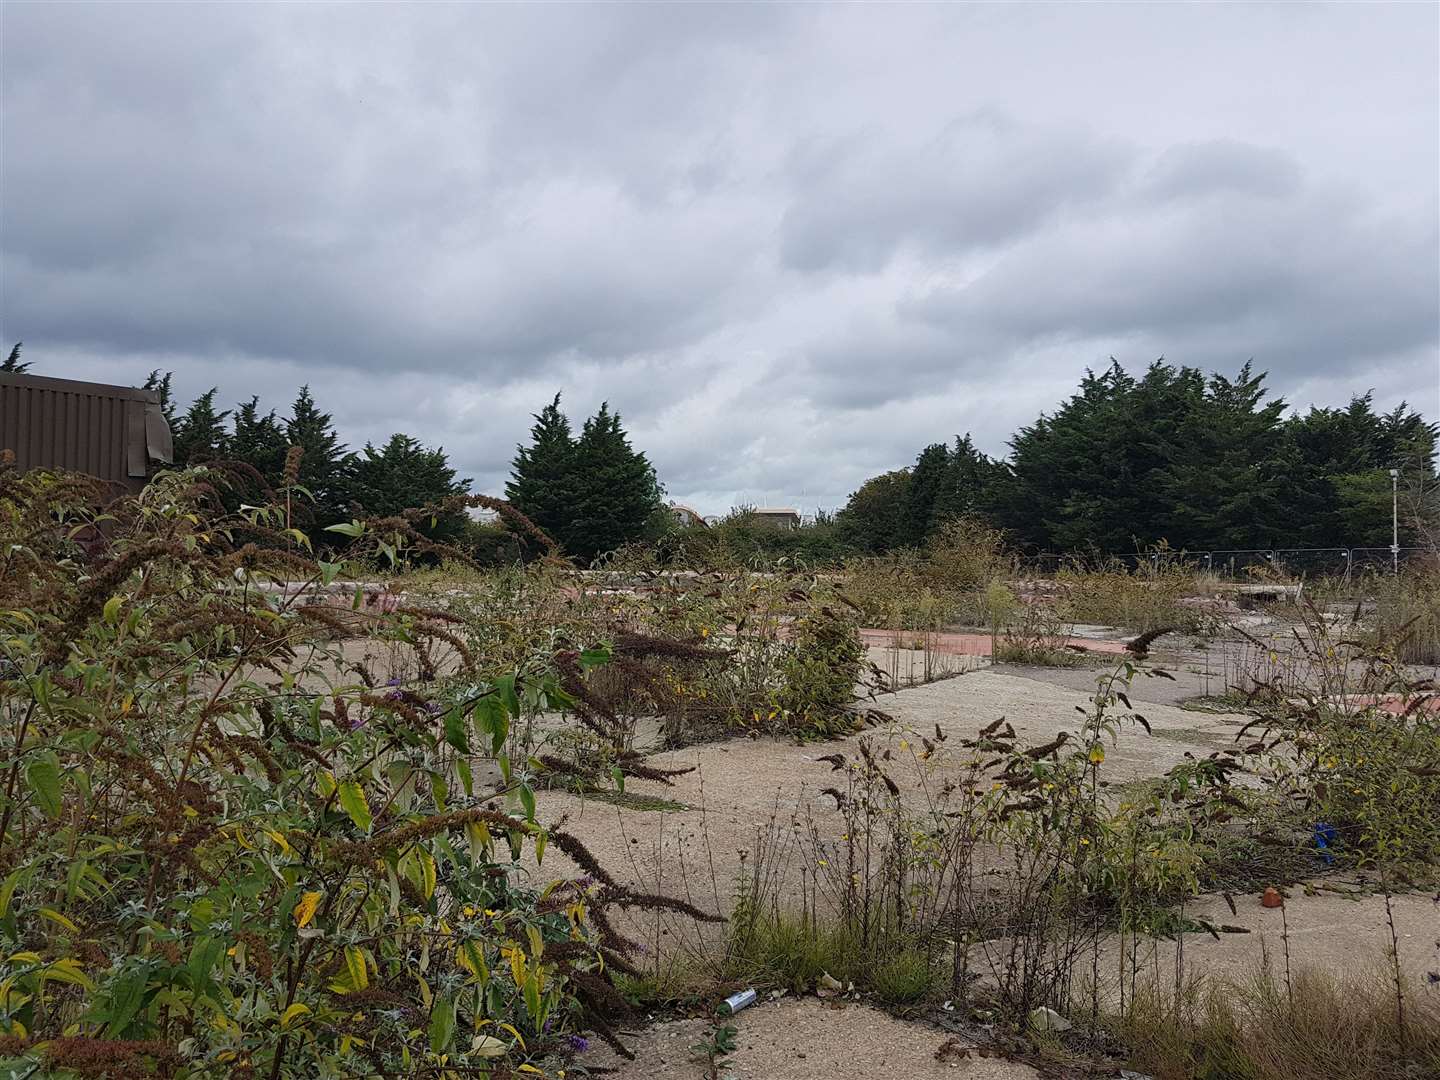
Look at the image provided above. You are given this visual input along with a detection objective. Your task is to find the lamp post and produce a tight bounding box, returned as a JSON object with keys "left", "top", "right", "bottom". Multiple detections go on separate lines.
{"left": 1390, "top": 467, "right": 1399, "bottom": 574}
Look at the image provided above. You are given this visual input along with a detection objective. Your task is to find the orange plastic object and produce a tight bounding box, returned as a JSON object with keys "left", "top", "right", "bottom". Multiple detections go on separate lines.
{"left": 1261, "top": 887, "right": 1284, "bottom": 908}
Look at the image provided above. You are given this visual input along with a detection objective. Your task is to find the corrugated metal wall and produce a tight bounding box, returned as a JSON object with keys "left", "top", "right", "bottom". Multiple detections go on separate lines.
{"left": 0, "top": 374, "right": 161, "bottom": 494}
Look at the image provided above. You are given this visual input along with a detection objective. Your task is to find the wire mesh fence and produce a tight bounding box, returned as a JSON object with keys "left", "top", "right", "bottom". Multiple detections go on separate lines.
{"left": 1014, "top": 547, "right": 1433, "bottom": 580}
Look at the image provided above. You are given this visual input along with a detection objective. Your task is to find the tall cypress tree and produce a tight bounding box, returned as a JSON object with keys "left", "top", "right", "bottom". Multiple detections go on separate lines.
{"left": 570, "top": 402, "right": 663, "bottom": 563}
{"left": 230, "top": 397, "right": 290, "bottom": 485}
{"left": 902, "top": 443, "right": 951, "bottom": 547}
{"left": 285, "top": 386, "right": 352, "bottom": 528}
{"left": 937, "top": 434, "right": 1001, "bottom": 525}
{"left": 172, "top": 389, "right": 231, "bottom": 467}
{"left": 2, "top": 343, "right": 28, "bottom": 373}
{"left": 505, "top": 394, "right": 578, "bottom": 552}
{"left": 348, "top": 433, "right": 471, "bottom": 543}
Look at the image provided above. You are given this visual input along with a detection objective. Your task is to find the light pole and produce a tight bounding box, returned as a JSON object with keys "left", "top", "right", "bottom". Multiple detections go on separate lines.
{"left": 1390, "top": 467, "right": 1399, "bottom": 574}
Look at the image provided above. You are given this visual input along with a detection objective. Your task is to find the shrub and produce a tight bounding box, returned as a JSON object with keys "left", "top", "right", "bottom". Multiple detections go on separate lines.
{"left": 0, "top": 465, "right": 708, "bottom": 1077}
{"left": 773, "top": 608, "right": 865, "bottom": 738}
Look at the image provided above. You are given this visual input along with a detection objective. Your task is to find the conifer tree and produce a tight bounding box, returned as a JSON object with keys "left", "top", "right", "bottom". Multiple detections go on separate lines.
{"left": 348, "top": 433, "right": 470, "bottom": 542}
{"left": 172, "top": 388, "right": 231, "bottom": 467}
{"left": 285, "top": 386, "right": 352, "bottom": 528}
{"left": 902, "top": 443, "right": 950, "bottom": 547}
{"left": 230, "top": 396, "right": 290, "bottom": 487}
{"left": 569, "top": 402, "right": 663, "bottom": 562}
{"left": 2, "top": 343, "right": 28, "bottom": 373}
{"left": 505, "top": 394, "right": 578, "bottom": 552}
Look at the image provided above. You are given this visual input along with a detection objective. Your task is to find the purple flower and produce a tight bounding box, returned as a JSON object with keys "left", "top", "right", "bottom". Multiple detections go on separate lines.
{"left": 385, "top": 689, "right": 405, "bottom": 702}
{"left": 384, "top": 677, "right": 403, "bottom": 687}
{"left": 567, "top": 1035, "right": 590, "bottom": 1053}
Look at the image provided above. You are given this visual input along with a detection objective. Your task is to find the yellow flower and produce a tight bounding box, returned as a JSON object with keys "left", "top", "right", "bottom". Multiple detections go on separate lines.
{"left": 292, "top": 891, "right": 322, "bottom": 928}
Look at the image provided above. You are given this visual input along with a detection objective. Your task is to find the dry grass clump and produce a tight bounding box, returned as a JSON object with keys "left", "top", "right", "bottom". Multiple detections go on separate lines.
{"left": 843, "top": 516, "right": 1012, "bottom": 630}
{"left": 1059, "top": 557, "right": 1207, "bottom": 633}
{"left": 1370, "top": 562, "right": 1440, "bottom": 665}
{"left": 1115, "top": 968, "right": 1440, "bottom": 1080}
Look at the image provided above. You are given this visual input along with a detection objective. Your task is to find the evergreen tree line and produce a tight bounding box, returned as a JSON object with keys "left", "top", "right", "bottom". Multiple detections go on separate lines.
{"left": 838, "top": 361, "right": 1438, "bottom": 555}
{"left": 505, "top": 394, "right": 665, "bottom": 563}
{"left": 143, "top": 372, "right": 470, "bottom": 539}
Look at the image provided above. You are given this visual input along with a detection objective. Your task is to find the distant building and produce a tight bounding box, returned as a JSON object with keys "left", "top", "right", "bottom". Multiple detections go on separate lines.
{"left": 0, "top": 372, "right": 174, "bottom": 493}
{"left": 749, "top": 507, "right": 801, "bottom": 530}
{"left": 669, "top": 502, "right": 708, "bottom": 528}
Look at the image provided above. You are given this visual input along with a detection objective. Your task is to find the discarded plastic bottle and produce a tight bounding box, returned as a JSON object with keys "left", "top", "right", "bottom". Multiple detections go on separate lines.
{"left": 722, "top": 988, "right": 757, "bottom": 1015}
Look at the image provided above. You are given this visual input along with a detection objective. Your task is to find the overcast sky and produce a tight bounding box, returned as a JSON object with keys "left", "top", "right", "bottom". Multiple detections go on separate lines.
{"left": 3, "top": 3, "right": 1437, "bottom": 513}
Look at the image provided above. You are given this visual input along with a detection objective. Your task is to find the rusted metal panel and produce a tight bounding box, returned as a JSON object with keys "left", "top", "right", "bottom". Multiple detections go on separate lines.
{"left": 0, "top": 372, "right": 174, "bottom": 494}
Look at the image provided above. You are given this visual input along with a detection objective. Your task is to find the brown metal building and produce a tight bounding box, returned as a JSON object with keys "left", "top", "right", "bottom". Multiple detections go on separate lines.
{"left": 0, "top": 372, "right": 174, "bottom": 494}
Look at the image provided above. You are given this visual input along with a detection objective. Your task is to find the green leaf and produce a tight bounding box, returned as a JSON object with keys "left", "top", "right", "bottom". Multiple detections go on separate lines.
{"left": 518, "top": 783, "right": 536, "bottom": 823}
{"left": 443, "top": 708, "right": 469, "bottom": 754}
{"left": 456, "top": 757, "right": 474, "bottom": 798}
{"left": 428, "top": 994, "right": 456, "bottom": 1053}
{"left": 475, "top": 695, "right": 509, "bottom": 755}
{"left": 579, "top": 646, "right": 612, "bottom": 670}
{"left": 523, "top": 970, "right": 541, "bottom": 1021}
{"left": 319, "top": 560, "right": 343, "bottom": 585}
{"left": 324, "top": 521, "right": 366, "bottom": 538}
{"left": 186, "top": 936, "right": 224, "bottom": 1000}
{"left": 0, "top": 868, "right": 23, "bottom": 918}
{"left": 102, "top": 594, "right": 124, "bottom": 626}
{"left": 337, "top": 780, "right": 372, "bottom": 833}
{"left": 494, "top": 674, "right": 521, "bottom": 719}
{"left": 105, "top": 964, "right": 151, "bottom": 1036}
{"left": 25, "top": 752, "right": 63, "bottom": 818}
{"left": 610, "top": 765, "right": 625, "bottom": 794}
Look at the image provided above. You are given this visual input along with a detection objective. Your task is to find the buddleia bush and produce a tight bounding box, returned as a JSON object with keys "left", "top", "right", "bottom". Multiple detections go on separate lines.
{"left": 0, "top": 461, "right": 709, "bottom": 1078}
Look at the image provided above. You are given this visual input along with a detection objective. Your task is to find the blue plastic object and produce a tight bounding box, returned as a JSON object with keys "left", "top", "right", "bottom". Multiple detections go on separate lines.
{"left": 1313, "top": 821, "right": 1338, "bottom": 865}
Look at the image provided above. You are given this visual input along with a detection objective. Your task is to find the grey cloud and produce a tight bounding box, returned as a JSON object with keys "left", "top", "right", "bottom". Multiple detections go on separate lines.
{"left": 903, "top": 164, "right": 1438, "bottom": 383}
{"left": 2, "top": 4, "right": 1435, "bottom": 515}
{"left": 1142, "top": 140, "right": 1303, "bottom": 202}
{"left": 779, "top": 113, "right": 1131, "bottom": 274}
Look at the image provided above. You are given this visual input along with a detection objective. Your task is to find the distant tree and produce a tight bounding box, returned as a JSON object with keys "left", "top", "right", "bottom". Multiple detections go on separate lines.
{"left": 936, "top": 434, "right": 1002, "bottom": 525}
{"left": 171, "top": 388, "right": 231, "bottom": 467}
{"left": 837, "top": 469, "right": 912, "bottom": 554}
{"left": 229, "top": 396, "right": 291, "bottom": 488}
{"left": 2, "top": 343, "right": 28, "bottom": 373}
{"left": 1159, "top": 363, "right": 1291, "bottom": 550}
{"left": 347, "top": 433, "right": 471, "bottom": 543}
{"left": 1000, "top": 360, "right": 1212, "bottom": 551}
{"left": 568, "top": 402, "right": 664, "bottom": 562}
{"left": 285, "top": 386, "right": 352, "bottom": 529}
{"left": 902, "top": 443, "right": 951, "bottom": 548}
{"left": 506, "top": 394, "right": 579, "bottom": 553}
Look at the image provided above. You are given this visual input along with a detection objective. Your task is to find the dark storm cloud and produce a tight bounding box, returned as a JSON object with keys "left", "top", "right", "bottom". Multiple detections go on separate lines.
{"left": 2, "top": 3, "right": 1435, "bottom": 513}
